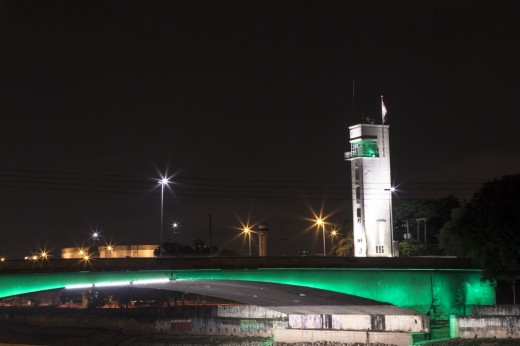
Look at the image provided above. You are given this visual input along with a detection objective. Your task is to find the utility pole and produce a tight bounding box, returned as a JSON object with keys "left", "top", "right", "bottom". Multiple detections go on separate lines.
{"left": 416, "top": 218, "right": 429, "bottom": 245}
{"left": 402, "top": 220, "right": 411, "bottom": 240}
{"left": 209, "top": 214, "right": 213, "bottom": 252}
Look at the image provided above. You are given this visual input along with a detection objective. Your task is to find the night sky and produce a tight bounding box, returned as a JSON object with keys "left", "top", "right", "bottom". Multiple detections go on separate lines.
{"left": 1, "top": 0, "right": 519, "bottom": 259}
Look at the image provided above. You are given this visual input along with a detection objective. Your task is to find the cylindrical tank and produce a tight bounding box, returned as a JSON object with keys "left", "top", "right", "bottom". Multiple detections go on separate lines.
{"left": 257, "top": 223, "right": 268, "bottom": 256}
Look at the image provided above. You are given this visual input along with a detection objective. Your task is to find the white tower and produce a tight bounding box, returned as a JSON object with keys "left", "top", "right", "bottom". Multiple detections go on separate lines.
{"left": 345, "top": 123, "right": 393, "bottom": 257}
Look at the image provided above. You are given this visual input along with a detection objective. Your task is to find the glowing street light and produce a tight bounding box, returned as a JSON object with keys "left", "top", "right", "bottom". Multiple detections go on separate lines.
{"left": 330, "top": 228, "right": 339, "bottom": 254}
{"left": 158, "top": 176, "right": 170, "bottom": 257}
{"left": 315, "top": 218, "right": 327, "bottom": 256}
{"left": 243, "top": 227, "right": 252, "bottom": 256}
{"left": 77, "top": 248, "right": 88, "bottom": 258}
{"left": 91, "top": 231, "right": 100, "bottom": 241}
{"left": 90, "top": 230, "right": 102, "bottom": 251}
{"left": 171, "top": 221, "right": 180, "bottom": 234}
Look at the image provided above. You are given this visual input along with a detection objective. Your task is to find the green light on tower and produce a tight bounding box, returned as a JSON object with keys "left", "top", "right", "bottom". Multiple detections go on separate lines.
{"left": 351, "top": 140, "right": 379, "bottom": 158}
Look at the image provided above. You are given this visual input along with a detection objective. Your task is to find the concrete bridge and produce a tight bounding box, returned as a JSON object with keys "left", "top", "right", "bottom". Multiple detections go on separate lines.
{"left": 0, "top": 257, "right": 497, "bottom": 345}
{"left": 0, "top": 256, "right": 495, "bottom": 320}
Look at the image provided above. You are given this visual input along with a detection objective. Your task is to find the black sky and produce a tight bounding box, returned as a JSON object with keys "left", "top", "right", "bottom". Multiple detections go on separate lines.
{"left": 0, "top": 0, "right": 519, "bottom": 258}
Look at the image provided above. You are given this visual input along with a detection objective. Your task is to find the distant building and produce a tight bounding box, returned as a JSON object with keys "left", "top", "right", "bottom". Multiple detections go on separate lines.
{"left": 61, "top": 245, "right": 157, "bottom": 259}
{"left": 98, "top": 244, "right": 157, "bottom": 258}
{"left": 61, "top": 247, "right": 92, "bottom": 259}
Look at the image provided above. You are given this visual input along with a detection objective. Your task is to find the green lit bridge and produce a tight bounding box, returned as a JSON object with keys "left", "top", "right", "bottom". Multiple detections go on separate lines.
{"left": 0, "top": 257, "right": 495, "bottom": 320}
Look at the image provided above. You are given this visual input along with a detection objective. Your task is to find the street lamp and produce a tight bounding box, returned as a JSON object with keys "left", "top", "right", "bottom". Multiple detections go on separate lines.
{"left": 243, "top": 227, "right": 252, "bottom": 256}
{"left": 91, "top": 231, "right": 100, "bottom": 241}
{"left": 90, "top": 230, "right": 101, "bottom": 249}
{"left": 315, "top": 218, "right": 326, "bottom": 256}
{"left": 330, "top": 228, "right": 338, "bottom": 254}
{"left": 171, "top": 222, "right": 180, "bottom": 234}
{"left": 78, "top": 249, "right": 87, "bottom": 258}
{"left": 385, "top": 187, "right": 396, "bottom": 257}
{"left": 158, "top": 176, "right": 170, "bottom": 257}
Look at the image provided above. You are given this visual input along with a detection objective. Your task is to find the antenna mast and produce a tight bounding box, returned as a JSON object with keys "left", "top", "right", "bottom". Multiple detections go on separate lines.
{"left": 352, "top": 80, "right": 355, "bottom": 121}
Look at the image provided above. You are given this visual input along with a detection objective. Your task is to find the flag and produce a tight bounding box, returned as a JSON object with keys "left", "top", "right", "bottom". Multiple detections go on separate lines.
{"left": 381, "top": 98, "right": 388, "bottom": 123}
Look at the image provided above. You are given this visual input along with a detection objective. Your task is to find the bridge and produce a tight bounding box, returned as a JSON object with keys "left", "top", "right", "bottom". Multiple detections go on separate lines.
{"left": 0, "top": 256, "right": 495, "bottom": 320}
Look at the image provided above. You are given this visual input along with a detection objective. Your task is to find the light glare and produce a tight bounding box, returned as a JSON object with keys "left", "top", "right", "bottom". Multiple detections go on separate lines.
{"left": 65, "top": 278, "right": 171, "bottom": 290}
{"left": 159, "top": 177, "right": 170, "bottom": 185}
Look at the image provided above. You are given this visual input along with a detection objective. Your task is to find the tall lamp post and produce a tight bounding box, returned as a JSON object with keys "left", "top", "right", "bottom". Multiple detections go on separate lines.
{"left": 385, "top": 187, "right": 396, "bottom": 257}
{"left": 330, "top": 228, "right": 338, "bottom": 255}
{"left": 90, "top": 230, "right": 101, "bottom": 248}
{"left": 315, "top": 218, "right": 326, "bottom": 256}
{"left": 243, "top": 227, "right": 252, "bottom": 256}
{"left": 159, "top": 177, "right": 170, "bottom": 257}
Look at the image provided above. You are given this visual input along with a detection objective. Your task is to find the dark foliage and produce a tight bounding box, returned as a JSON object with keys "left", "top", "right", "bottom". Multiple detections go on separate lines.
{"left": 439, "top": 174, "right": 520, "bottom": 279}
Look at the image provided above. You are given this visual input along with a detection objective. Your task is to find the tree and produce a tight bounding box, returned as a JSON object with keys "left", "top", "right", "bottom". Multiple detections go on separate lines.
{"left": 161, "top": 241, "right": 196, "bottom": 255}
{"left": 330, "top": 228, "right": 354, "bottom": 257}
{"left": 156, "top": 239, "right": 213, "bottom": 256}
{"left": 397, "top": 239, "right": 426, "bottom": 257}
{"left": 332, "top": 236, "right": 354, "bottom": 256}
{"left": 193, "top": 238, "right": 211, "bottom": 254}
{"left": 219, "top": 248, "right": 239, "bottom": 256}
{"left": 438, "top": 174, "right": 520, "bottom": 278}
{"left": 393, "top": 195, "right": 460, "bottom": 251}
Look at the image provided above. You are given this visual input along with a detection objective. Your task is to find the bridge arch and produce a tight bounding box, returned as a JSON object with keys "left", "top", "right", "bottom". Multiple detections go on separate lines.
{"left": 0, "top": 264, "right": 495, "bottom": 318}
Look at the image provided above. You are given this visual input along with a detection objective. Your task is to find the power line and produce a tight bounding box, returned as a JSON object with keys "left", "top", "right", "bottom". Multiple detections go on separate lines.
{"left": 0, "top": 167, "right": 483, "bottom": 201}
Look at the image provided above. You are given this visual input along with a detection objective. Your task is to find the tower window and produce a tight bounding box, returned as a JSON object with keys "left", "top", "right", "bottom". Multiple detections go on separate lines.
{"left": 350, "top": 140, "right": 379, "bottom": 158}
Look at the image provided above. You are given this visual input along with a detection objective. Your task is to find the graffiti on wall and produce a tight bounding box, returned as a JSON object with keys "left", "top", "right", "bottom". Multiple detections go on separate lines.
{"left": 171, "top": 319, "right": 192, "bottom": 331}
{"left": 273, "top": 320, "right": 288, "bottom": 329}
{"left": 154, "top": 319, "right": 193, "bottom": 332}
{"left": 240, "top": 319, "right": 266, "bottom": 334}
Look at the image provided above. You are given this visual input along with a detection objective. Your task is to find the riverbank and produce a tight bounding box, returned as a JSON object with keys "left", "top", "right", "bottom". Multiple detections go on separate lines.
{"left": 421, "top": 339, "right": 520, "bottom": 346}
{"left": 0, "top": 319, "right": 272, "bottom": 346}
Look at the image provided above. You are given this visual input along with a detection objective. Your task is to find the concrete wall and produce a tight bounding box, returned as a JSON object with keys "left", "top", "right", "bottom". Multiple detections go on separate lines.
{"left": 384, "top": 314, "right": 429, "bottom": 333}
{"left": 451, "top": 305, "right": 520, "bottom": 339}
{"left": 4, "top": 308, "right": 284, "bottom": 338}
{"left": 288, "top": 313, "right": 427, "bottom": 333}
{"left": 470, "top": 304, "right": 520, "bottom": 316}
{"left": 451, "top": 315, "right": 520, "bottom": 339}
{"left": 274, "top": 329, "right": 411, "bottom": 346}
{"left": 218, "top": 305, "right": 287, "bottom": 319}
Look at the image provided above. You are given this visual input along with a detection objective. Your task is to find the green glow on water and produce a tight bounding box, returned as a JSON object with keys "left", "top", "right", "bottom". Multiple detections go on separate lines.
{"left": 0, "top": 268, "right": 495, "bottom": 319}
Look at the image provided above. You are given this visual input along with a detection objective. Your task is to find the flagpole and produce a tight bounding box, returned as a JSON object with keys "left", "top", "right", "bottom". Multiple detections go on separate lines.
{"left": 381, "top": 95, "right": 385, "bottom": 157}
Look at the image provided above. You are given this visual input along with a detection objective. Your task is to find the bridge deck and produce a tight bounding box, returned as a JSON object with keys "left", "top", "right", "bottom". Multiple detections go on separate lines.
{"left": 0, "top": 256, "right": 476, "bottom": 274}
{"left": 139, "top": 279, "right": 420, "bottom": 316}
